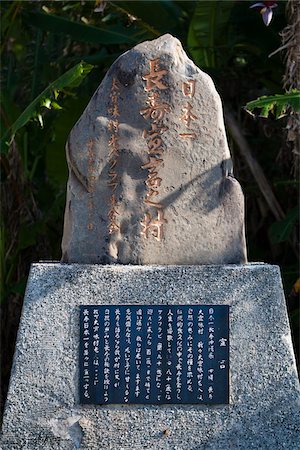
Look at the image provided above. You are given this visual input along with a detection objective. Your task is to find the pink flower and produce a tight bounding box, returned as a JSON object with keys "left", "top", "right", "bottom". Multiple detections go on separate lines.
{"left": 250, "top": 1, "right": 278, "bottom": 26}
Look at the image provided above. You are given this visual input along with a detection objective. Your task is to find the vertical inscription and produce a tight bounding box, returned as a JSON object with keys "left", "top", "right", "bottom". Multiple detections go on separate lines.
{"left": 187, "top": 307, "right": 194, "bottom": 394}
{"left": 156, "top": 308, "right": 163, "bottom": 401}
{"left": 87, "top": 139, "right": 96, "bottom": 231}
{"left": 135, "top": 308, "right": 143, "bottom": 399}
{"left": 197, "top": 308, "right": 204, "bottom": 400}
{"left": 165, "top": 308, "right": 173, "bottom": 401}
{"left": 92, "top": 308, "right": 100, "bottom": 387}
{"left": 140, "top": 59, "right": 170, "bottom": 241}
{"left": 82, "top": 309, "right": 91, "bottom": 399}
{"left": 145, "top": 308, "right": 153, "bottom": 399}
{"left": 124, "top": 308, "right": 131, "bottom": 403}
{"left": 179, "top": 79, "right": 198, "bottom": 140}
{"left": 113, "top": 308, "right": 121, "bottom": 388}
{"left": 108, "top": 78, "right": 121, "bottom": 234}
{"left": 103, "top": 308, "right": 110, "bottom": 402}
{"left": 176, "top": 309, "right": 184, "bottom": 400}
{"left": 80, "top": 305, "right": 229, "bottom": 405}
{"left": 207, "top": 307, "right": 215, "bottom": 400}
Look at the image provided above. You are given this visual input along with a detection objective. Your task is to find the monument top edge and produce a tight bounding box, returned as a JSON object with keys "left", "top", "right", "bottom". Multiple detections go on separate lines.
{"left": 33, "top": 261, "right": 275, "bottom": 270}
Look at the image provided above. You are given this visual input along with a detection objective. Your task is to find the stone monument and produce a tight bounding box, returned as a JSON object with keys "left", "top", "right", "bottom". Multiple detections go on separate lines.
{"left": 1, "top": 34, "right": 299, "bottom": 450}
{"left": 61, "top": 34, "right": 246, "bottom": 265}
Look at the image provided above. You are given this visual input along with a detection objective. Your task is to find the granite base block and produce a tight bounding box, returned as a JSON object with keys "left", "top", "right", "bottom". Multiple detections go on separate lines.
{"left": 1, "top": 263, "right": 300, "bottom": 449}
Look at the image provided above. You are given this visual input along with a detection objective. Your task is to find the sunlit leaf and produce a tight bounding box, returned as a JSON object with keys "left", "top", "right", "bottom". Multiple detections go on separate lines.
{"left": 245, "top": 90, "right": 300, "bottom": 119}
{"left": 37, "top": 113, "right": 43, "bottom": 128}
{"left": 41, "top": 98, "right": 51, "bottom": 109}
{"left": 1, "top": 62, "right": 94, "bottom": 154}
{"left": 50, "top": 101, "right": 62, "bottom": 110}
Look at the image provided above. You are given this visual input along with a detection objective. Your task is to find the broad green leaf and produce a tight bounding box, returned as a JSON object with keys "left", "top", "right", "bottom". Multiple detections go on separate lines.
{"left": 245, "top": 90, "right": 300, "bottom": 119}
{"left": 187, "top": 1, "right": 235, "bottom": 68}
{"left": 1, "top": 62, "right": 93, "bottom": 154}
{"left": 70, "top": 49, "right": 120, "bottom": 65}
{"left": 269, "top": 207, "right": 299, "bottom": 244}
{"left": 111, "top": 1, "right": 182, "bottom": 35}
{"left": 25, "top": 11, "right": 140, "bottom": 45}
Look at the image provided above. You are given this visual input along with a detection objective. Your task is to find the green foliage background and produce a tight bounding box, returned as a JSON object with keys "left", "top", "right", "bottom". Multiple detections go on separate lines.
{"left": 1, "top": 0, "right": 299, "bottom": 414}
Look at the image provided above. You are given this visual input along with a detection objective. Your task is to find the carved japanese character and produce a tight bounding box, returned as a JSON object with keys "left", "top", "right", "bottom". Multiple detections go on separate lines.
{"left": 142, "top": 59, "right": 168, "bottom": 91}
{"left": 108, "top": 218, "right": 119, "bottom": 234}
{"left": 146, "top": 174, "right": 162, "bottom": 190}
{"left": 147, "top": 136, "right": 164, "bottom": 155}
{"left": 108, "top": 103, "right": 120, "bottom": 118}
{"left": 179, "top": 132, "right": 197, "bottom": 140}
{"left": 144, "top": 198, "right": 163, "bottom": 208}
{"left": 141, "top": 156, "right": 163, "bottom": 172}
{"left": 180, "top": 102, "right": 198, "bottom": 128}
{"left": 109, "top": 133, "right": 119, "bottom": 146}
{"left": 108, "top": 171, "right": 118, "bottom": 184}
{"left": 140, "top": 92, "right": 170, "bottom": 122}
{"left": 110, "top": 194, "right": 118, "bottom": 207}
{"left": 140, "top": 209, "right": 167, "bottom": 241}
{"left": 109, "top": 159, "right": 118, "bottom": 170}
{"left": 108, "top": 120, "right": 119, "bottom": 133}
{"left": 182, "top": 80, "right": 196, "bottom": 98}
{"left": 146, "top": 188, "right": 159, "bottom": 201}
{"left": 143, "top": 123, "right": 168, "bottom": 139}
{"left": 111, "top": 78, "right": 120, "bottom": 91}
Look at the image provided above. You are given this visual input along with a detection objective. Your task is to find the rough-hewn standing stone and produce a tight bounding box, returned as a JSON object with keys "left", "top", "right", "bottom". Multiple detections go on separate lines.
{"left": 61, "top": 34, "right": 247, "bottom": 264}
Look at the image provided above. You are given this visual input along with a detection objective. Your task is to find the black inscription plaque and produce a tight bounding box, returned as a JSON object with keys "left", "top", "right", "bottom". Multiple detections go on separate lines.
{"left": 79, "top": 305, "right": 229, "bottom": 404}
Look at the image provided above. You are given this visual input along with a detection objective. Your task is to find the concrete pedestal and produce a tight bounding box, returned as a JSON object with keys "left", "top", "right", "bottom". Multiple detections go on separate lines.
{"left": 1, "top": 263, "right": 300, "bottom": 449}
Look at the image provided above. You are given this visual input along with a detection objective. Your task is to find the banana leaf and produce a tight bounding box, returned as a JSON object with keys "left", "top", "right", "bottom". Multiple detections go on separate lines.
{"left": 245, "top": 90, "right": 300, "bottom": 118}
{"left": 25, "top": 11, "right": 144, "bottom": 45}
{"left": 1, "top": 61, "right": 93, "bottom": 154}
{"left": 187, "top": 1, "right": 235, "bottom": 68}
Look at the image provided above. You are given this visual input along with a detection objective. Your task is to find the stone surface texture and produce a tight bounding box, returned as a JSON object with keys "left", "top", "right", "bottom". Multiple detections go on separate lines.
{"left": 61, "top": 34, "right": 247, "bottom": 264}
{"left": 1, "top": 263, "right": 300, "bottom": 450}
